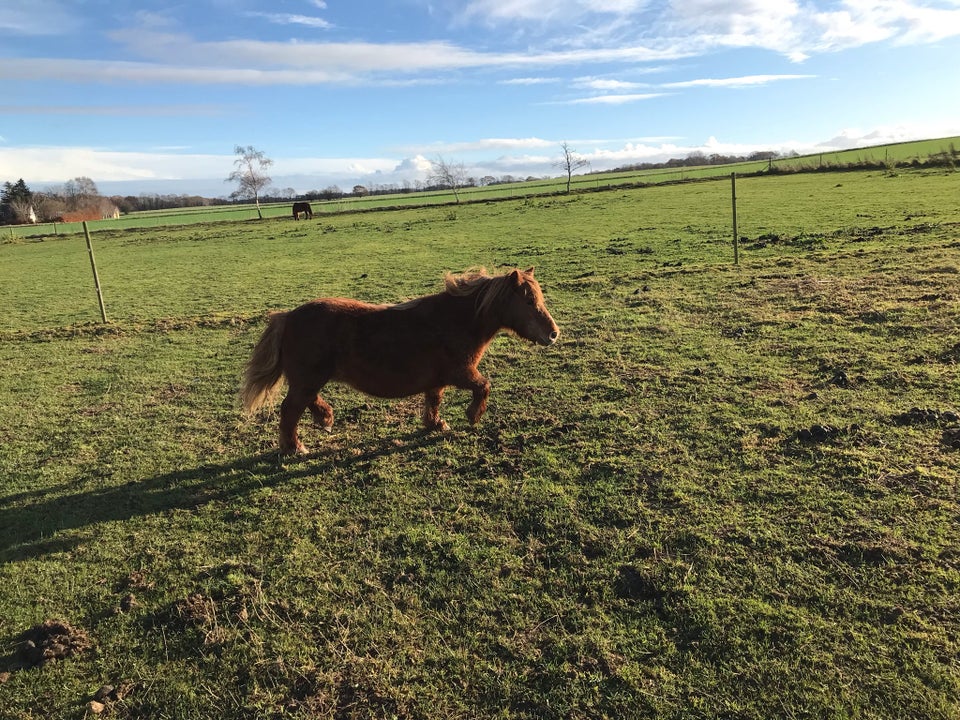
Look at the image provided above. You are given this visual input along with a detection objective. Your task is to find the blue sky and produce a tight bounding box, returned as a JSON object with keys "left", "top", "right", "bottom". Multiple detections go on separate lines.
{"left": 2, "top": 0, "right": 959, "bottom": 197}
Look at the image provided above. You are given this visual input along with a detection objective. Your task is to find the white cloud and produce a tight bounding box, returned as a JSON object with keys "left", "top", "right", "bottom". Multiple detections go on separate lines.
{"left": 663, "top": 74, "right": 816, "bottom": 89}
{"left": 244, "top": 13, "right": 333, "bottom": 29}
{"left": 0, "top": 58, "right": 371, "bottom": 86}
{"left": 461, "top": 0, "right": 652, "bottom": 24}
{"left": 398, "top": 137, "right": 558, "bottom": 154}
{"left": 0, "top": 147, "right": 226, "bottom": 183}
{"left": 817, "top": 120, "right": 960, "bottom": 150}
{"left": 574, "top": 77, "right": 648, "bottom": 90}
{"left": 0, "top": 37, "right": 691, "bottom": 87}
{"left": 459, "top": 0, "right": 960, "bottom": 61}
{"left": 0, "top": 103, "right": 228, "bottom": 117}
{"left": 564, "top": 92, "right": 666, "bottom": 104}
{"left": 499, "top": 77, "right": 560, "bottom": 84}
{"left": 393, "top": 155, "right": 436, "bottom": 174}
{"left": 0, "top": 0, "right": 79, "bottom": 35}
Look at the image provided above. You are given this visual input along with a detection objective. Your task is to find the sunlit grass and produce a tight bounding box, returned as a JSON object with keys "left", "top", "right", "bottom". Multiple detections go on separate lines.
{"left": 1, "top": 166, "right": 958, "bottom": 718}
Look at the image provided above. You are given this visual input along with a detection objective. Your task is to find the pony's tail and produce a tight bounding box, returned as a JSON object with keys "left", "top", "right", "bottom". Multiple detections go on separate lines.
{"left": 241, "top": 312, "right": 287, "bottom": 414}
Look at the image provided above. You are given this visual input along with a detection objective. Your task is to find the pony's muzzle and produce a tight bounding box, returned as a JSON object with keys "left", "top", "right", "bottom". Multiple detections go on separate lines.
{"left": 537, "top": 327, "right": 559, "bottom": 346}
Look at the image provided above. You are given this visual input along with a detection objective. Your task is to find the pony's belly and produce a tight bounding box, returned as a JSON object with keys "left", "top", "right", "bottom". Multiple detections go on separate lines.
{"left": 334, "top": 362, "right": 438, "bottom": 399}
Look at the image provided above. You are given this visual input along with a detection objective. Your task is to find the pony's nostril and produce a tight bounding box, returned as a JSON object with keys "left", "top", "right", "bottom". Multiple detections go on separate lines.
{"left": 549, "top": 330, "right": 560, "bottom": 342}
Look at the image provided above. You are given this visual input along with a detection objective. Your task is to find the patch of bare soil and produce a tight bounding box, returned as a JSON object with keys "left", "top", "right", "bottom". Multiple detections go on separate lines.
{"left": 6, "top": 620, "right": 91, "bottom": 670}
{"left": 891, "top": 407, "right": 959, "bottom": 426}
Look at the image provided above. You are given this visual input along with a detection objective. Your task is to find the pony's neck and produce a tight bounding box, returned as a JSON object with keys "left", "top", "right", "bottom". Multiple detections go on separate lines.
{"left": 451, "top": 285, "right": 504, "bottom": 348}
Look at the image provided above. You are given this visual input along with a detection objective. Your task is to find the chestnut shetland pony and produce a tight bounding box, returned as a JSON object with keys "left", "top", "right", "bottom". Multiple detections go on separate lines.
{"left": 241, "top": 267, "right": 560, "bottom": 454}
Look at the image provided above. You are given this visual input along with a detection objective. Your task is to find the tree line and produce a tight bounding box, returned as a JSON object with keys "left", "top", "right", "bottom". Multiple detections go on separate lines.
{"left": 0, "top": 176, "right": 226, "bottom": 225}
{"left": 1, "top": 176, "right": 110, "bottom": 224}
{"left": 606, "top": 150, "right": 791, "bottom": 174}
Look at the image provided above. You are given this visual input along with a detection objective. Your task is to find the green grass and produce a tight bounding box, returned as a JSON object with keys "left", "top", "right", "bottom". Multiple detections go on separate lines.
{"left": 1, "top": 166, "right": 959, "bottom": 718}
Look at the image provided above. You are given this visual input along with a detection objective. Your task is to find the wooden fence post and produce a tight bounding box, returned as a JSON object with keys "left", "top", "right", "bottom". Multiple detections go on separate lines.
{"left": 83, "top": 221, "right": 108, "bottom": 323}
{"left": 731, "top": 173, "right": 739, "bottom": 266}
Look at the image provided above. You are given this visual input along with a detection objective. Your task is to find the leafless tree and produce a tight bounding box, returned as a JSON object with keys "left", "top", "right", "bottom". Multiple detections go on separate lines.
{"left": 428, "top": 155, "right": 469, "bottom": 203}
{"left": 226, "top": 145, "right": 273, "bottom": 219}
{"left": 8, "top": 198, "right": 34, "bottom": 223}
{"left": 32, "top": 193, "right": 66, "bottom": 222}
{"left": 47, "top": 176, "right": 99, "bottom": 210}
{"left": 556, "top": 142, "right": 590, "bottom": 193}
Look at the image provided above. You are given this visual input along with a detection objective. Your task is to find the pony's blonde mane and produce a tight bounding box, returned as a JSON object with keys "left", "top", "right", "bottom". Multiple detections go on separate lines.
{"left": 444, "top": 268, "right": 519, "bottom": 318}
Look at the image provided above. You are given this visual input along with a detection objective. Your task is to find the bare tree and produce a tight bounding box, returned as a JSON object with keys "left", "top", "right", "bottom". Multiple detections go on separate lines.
{"left": 428, "top": 155, "right": 468, "bottom": 203}
{"left": 556, "top": 142, "right": 590, "bottom": 194}
{"left": 9, "top": 199, "right": 35, "bottom": 223}
{"left": 32, "top": 193, "right": 65, "bottom": 223}
{"left": 226, "top": 145, "right": 273, "bottom": 219}
{"left": 47, "top": 176, "right": 99, "bottom": 210}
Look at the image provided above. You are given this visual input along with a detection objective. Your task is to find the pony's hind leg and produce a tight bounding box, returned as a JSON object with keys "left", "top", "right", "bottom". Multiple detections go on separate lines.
{"left": 422, "top": 387, "right": 449, "bottom": 431}
{"left": 308, "top": 394, "right": 334, "bottom": 432}
{"left": 279, "top": 386, "right": 316, "bottom": 454}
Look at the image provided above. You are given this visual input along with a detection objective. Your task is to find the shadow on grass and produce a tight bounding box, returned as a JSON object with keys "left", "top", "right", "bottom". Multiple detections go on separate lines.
{"left": 0, "top": 429, "right": 443, "bottom": 562}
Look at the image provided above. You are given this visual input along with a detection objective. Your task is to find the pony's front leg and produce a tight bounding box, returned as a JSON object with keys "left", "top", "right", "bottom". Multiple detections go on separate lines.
{"left": 308, "top": 394, "right": 334, "bottom": 432}
{"left": 422, "top": 387, "right": 449, "bottom": 431}
{"left": 456, "top": 370, "right": 491, "bottom": 425}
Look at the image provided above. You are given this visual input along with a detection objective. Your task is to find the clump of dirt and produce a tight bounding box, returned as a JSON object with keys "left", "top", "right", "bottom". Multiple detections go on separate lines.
{"left": 9, "top": 620, "right": 91, "bottom": 670}
{"left": 940, "top": 342, "right": 960, "bottom": 363}
{"left": 892, "top": 407, "right": 960, "bottom": 426}
{"left": 614, "top": 565, "right": 661, "bottom": 602}
{"left": 744, "top": 232, "right": 785, "bottom": 249}
{"left": 829, "top": 369, "right": 859, "bottom": 388}
{"left": 176, "top": 593, "right": 218, "bottom": 626}
{"left": 795, "top": 423, "right": 860, "bottom": 444}
{"left": 942, "top": 428, "right": 960, "bottom": 450}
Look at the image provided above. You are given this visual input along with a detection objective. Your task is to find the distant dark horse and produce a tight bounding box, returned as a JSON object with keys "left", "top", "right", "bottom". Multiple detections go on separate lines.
{"left": 241, "top": 267, "right": 560, "bottom": 454}
{"left": 292, "top": 202, "right": 313, "bottom": 220}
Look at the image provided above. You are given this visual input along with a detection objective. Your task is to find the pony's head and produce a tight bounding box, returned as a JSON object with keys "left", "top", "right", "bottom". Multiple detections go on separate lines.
{"left": 502, "top": 267, "right": 560, "bottom": 346}
{"left": 445, "top": 267, "right": 560, "bottom": 345}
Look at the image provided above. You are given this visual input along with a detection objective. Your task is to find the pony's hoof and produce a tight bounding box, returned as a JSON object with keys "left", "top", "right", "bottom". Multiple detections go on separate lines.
{"left": 425, "top": 420, "right": 449, "bottom": 432}
{"left": 280, "top": 442, "right": 308, "bottom": 455}
{"left": 322, "top": 425, "right": 333, "bottom": 434}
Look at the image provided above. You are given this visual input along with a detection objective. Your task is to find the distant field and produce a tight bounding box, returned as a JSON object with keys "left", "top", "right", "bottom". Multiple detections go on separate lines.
{"left": 4, "top": 168, "right": 957, "bottom": 332}
{"left": 5, "top": 135, "right": 957, "bottom": 239}
{"left": 1, "top": 166, "right": 958, "bottom": 718}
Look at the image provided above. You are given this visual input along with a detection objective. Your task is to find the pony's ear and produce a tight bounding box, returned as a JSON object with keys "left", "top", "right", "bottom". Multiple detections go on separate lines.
{"left": 509, "top": 269, "right": 523, "bottom": 285}
{"left": 524, "top": 266, "right": 536, "bottom": 276}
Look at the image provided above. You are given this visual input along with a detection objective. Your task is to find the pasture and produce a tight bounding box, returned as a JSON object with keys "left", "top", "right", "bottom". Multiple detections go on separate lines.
{"left": 1, "top": 168, "right": 959, "bottom": 718}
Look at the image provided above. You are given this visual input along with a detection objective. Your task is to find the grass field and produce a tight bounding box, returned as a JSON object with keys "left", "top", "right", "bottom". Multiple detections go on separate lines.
{"left": 1, "top": 166, "right": 959, "bottom": 718}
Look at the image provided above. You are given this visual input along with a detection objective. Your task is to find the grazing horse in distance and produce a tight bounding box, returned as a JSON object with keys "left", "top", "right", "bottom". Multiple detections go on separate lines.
{"left": 292, "top": 202, "right": 313, "bottom": 220}
{"left": 241, "top": 267, "right": 560, "bottom": 454}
